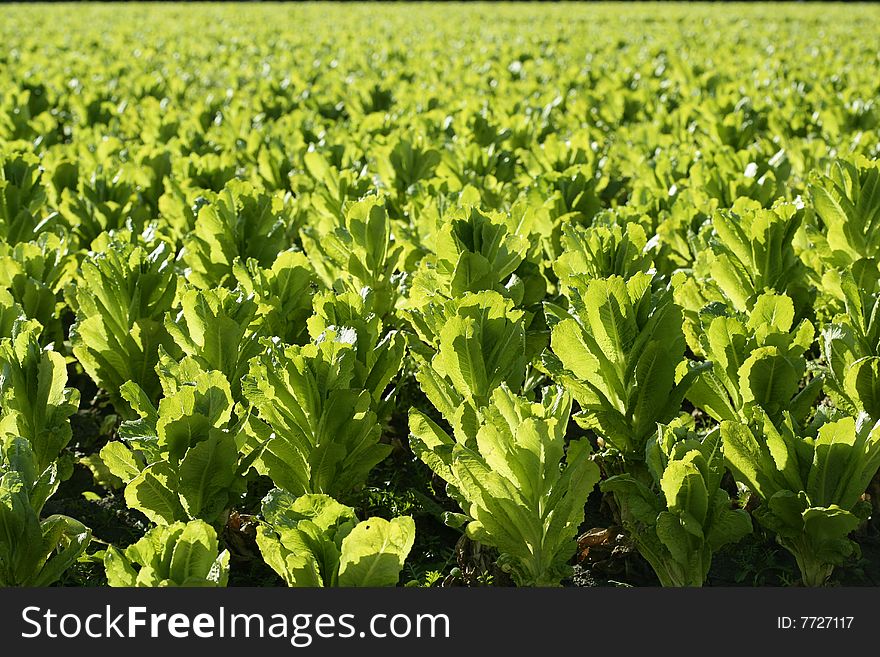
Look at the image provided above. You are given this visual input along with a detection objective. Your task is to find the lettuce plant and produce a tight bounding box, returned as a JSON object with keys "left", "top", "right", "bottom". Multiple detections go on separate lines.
{"left": 406, "top": 290, "right": 528, "bottom": 445}
{"left": 100, "top": 361, "right": 244, "bottom": 525}
{"left": 0, "top": 436, "right": 91, "bottom": 586}
{"left": 602, "top": 420, "right": 752, "bottom": 586}
{"left": 58, "top": 167, "right": 145, "bottom": 248}
{"left": 552, "top": 219, "right": 652, "bottom": 284}
{"left": 800, "top": 158, "right": 880, "bottom": 415}
{"left": 409, "top": 384, "right": 599, "bottom": 586}
{"left": 233, "top": 249, "right": 316, "bottom": 346}
{"left": 104, "top": 520, "right": 229, "bottom": 587}
{"left": 68, "top": 232, "right": 178, "bottom": 411}
{"left": 306, "top": 288, "right": 405, "bottom": 421}
{"left": 375, "top": 137, "right": 441, "bottom": 198}
{"left": 817, "top": 267, "right": 880, "bottom": 418}
{"left": 687, "top": 146, "right": 783, "bottom": 208}
{"left": 545, "top": 272, "right": 700, "bottom": 461}
{"left": 721, "top": 410, "right": 880, "bottom": 586}
{"left": 0, "top": 233, "right": 75, "bottom": 347}
{"left": 809, "top": 156, "right": 880, "bottom": 265}
{"left": 0, "top": 290, "right": 22, "bottom": 339}
{"left": 0, "top": 151, "right": 52, "bottom": 245}
{"left": 693, "top": 198, "right": 812, "bottom": 314}
{"left": 521, "top": 162, "right": 601, "bottom": 230}
{"left": 164, "top": 284, "right": 260, "bottom": 402}
{"left": 291, "top": 150, "right": 373, "bottom": 226}
{"left": 182, "top": 179, "right": 290, "bottom": 289}
{"left": 685, "top": 292, "right": 820, "bottom": 424}
{"left": 243, "top": 331, "right": 390, "bottom": 497}
{"left": 408, "top": 204, "right": 530, "bottom": 307}
{"left": 256, "top": 490, "right": 415, "bottom": 587}
{"left": 0, "top": 319, "right": 79, "bottom": 472}
{"left": 301, "top": 195, "right": 404, "bottom": 318}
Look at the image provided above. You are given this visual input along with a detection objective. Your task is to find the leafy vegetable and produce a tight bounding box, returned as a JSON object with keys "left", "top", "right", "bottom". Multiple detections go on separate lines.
{"left": 603, "top": 419, "right": 752, "bottom": 586}
{"left": 101, "top": 361, "right": 243, "bottom": 525}
{"left": 684, "top": 292, "right": 820, "bottom": 424}
{"left": 68, "top": 232, "right": 178, "bottom": 411}
{"left": 810, "top": 157, "right": 880, "bottom": 265}
{"left": 302, "top": 196, "right": 404, "bottom": 318}
{"left": 721, "top": 411, "right": 880, "bottom": 586}
{"left": 243, "top": 331, "right": 390, "bottom": 497}
{"left": 104, "top": 520, "right": 229, "bottom": 587}
{"left": 406, "top": 290, "right": 529, "bottom": 445}
{"left": 256, "top": 490, "right": 414, "bottom": 587}
{"left": 0, "top": 436, "right": 91, "bottom": 586}
{"left": 233, "top": 249, "right": 316, "bottom": 346}
{"left": 0, "top": 319, "right": 79, "bottom": 471}
{"left": 410, "top": 384, "right": 599, "bottom": 586}
{"left": 0, "top": 151, "right": 52, "bottom": 245}
{"left": 164, "top": 285, "right": 260, "bottom": 402}
{"left": 182, "top": 180, "right": 290, "bottom": 289}
{"left": 0, "top": 233, "right": 75, "bottom": 347}
{"left": 545, "top": 272, "right": 699, "bottom": 460}
{"left": 693, "top": 199, "right": 812, "bottom": 314}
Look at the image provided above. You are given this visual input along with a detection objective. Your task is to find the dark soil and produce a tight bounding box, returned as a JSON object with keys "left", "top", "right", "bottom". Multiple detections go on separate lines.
{"left": 43, "top": 491, "right": 150, "bottom": 549}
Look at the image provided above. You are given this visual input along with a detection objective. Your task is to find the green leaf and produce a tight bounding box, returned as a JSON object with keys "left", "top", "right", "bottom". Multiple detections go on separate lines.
{"left": 0, "top": 319, "right": 80, "bottom": 471}
{"left": 739, "top": 347, "right": 800, "bottom": 417}
{"left": 844, "top": 357, "right": 880, "bottom": 418}
{"left": 99, "top": 442, "right": 142, "bottom": 484}
{"left": 169, "top": 520, "right": 224, "bottom": 585}
{"left": 105, "top": 521, "right": 228, "bottom": 587}
{"left": 124, "top": 463, "right": 185, "bottom": 525}
{"left": 178, "top": 429, "right": 237, "bottom": 523}
{"left": 257, "top": 491, "right": 413, "bottom": 588}
{"left": 337, "top": 516, "right": 416, "bottom": 587}
{"left": 104, "top": 545, "right": 139, "bottom": 586}
{"left": 245, "top": 333, "right": 391, "bottom": 497}
{"left": 412, "top": 384, "right": 598, "bottom": 586}
{"left": 183, "top": 180, "right": 289, "bottom": 289}
{"left": 68, "top": 234, "right": 177, "bottom": 411}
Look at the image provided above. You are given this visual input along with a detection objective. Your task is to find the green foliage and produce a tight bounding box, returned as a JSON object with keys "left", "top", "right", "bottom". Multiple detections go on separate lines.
{"left": 242, "top": 331, "right": 391, "bottom": 497}
{"left": 101, "top": 361, "right": 244, "bottom": 525}
{"left": 306, "top": 288, "right": 406, "bottom": 415}
{"left": 819, "top": 270, "right": 880, "bottom": 417}
{"left": 0, "top": 233, "right": 75, "bottom": 346}
{"left": 693, "top": 199, "right": 812, "bottom": 314}
{"left": 183, "top": 180, "right": 290, "bottom": 289}
{"left": 721, "top": 411, "right": 880, "bottom": 586}
{"left": 602, "top": 419, "right": 752, "bottom": 586}
{"left": 0, "top": 151, "right": 51, "bottom": 245}
{"left": 546, "top": 272, "right": 699, "bottom": 459}
{"left": 165, "top": 285, "right": 260, "bottom": 401}
{"left": 685, "top": 292, "right": 820, "bottom": 424}
{"left": 104, "top": 520, "right": 229, "bottom": 586}
{"left": 553, "top": 219, "right": 652, "bottom": 284}
{"left": 377, "top": 138, "right": 442, "bottom": 197}
{"left": 406, "top": 291, "right": 529, "bottom": 444}
{"left": 0, "top": 319, "right": 79, "bottom": 472}
{"left": 233, "top": 249, "right": 316, "bottom": 346}
{"left": 1, "top": 1, "right": 880, "bottom": 590}
{"left": 0, "top": 437, "right": 91, "bottom": 586}
{"left": 810, "top": 157, "right": 880, "bottom": 265}
{"left": 408, "top": 204, "right": 532, "bottom": 308}
{"left": 68, "top": 232, "right": 178, "bottom": 411}
{"left": 410, "top": 385, "right": 599, "bottom": 586}
{"left": 256, "top": 490, "right": 415, "bottom": 587}
{"left": 58, "top": 166, "right": 146, "bottom": 248}
{"left": 301, "top": 196, "right": 404, "bottom": 318}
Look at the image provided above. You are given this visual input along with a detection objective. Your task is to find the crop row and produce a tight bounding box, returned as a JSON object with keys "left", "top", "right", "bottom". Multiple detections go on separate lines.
{"left": 1, "top": 3, "right": 879, "bottom": 587}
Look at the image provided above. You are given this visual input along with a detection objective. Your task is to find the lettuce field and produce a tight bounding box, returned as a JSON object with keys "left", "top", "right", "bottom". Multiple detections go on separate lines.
{"left": 1, "top": 2, "right": 880, "bottom": 588}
